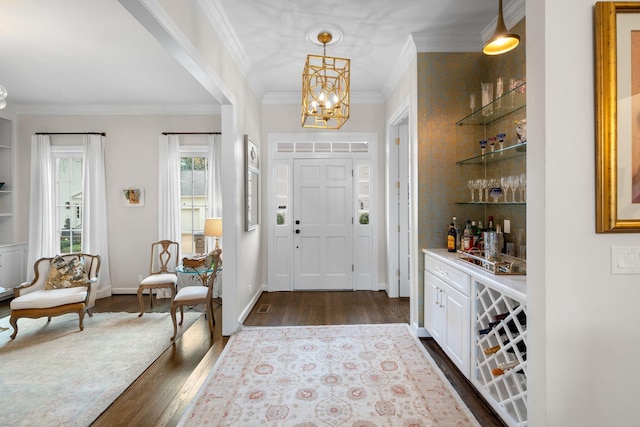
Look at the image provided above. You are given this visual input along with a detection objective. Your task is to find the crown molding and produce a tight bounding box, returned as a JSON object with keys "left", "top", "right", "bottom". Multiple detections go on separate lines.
{"left": 381, "top": 35, "right": 418, "bottom": 99}
{"left": 13, "top": 104, "right": 221, "bottom": 116}
{"left": 199, "top": 0, "right": 264, "bottom": 99}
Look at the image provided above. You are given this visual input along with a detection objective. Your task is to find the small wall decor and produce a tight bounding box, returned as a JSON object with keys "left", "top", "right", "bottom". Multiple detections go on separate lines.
{"left": 595, "top": 2, "right": 640, "bottom": 232}
{"left": 122, "top": 188, "right": 144, "bottom": 207}
{"left": 245, "top": 135, "right": 260, "bottom": 231}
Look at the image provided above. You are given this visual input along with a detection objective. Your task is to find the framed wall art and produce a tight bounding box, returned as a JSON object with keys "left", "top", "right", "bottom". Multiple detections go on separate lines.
{"left": 122, "top": 188, "right": 144, "bottom": 207}
{"left": 595, "top": 2, "right": 640, "bottom": 232}
{"left": 245, "top": 135, "right": 260, "bottom": 231}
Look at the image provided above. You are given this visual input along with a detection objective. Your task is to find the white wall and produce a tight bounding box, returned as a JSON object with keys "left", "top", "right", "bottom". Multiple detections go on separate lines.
{"left": 14, "top": 114, "right": 220, "bottom": 293}
{"left": 528, "top": 1, "right": 640, "bottom": 425}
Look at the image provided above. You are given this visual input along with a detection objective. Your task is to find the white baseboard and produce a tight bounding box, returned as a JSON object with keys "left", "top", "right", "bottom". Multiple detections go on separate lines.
{"left": 238, "top": 284, "right": 265, "bottom": 325}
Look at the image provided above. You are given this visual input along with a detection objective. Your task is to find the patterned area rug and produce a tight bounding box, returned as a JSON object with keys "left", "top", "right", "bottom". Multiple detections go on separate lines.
{"left": 179, "top": 324, "right": 480, "bottom": 426}
{"left": 0, "top": 311, "right": 201, "bottom": 427}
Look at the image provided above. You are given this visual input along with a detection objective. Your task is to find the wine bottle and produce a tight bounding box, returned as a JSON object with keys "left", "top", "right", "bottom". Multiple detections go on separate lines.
{"left": 447, "top": 223, "right": 457, "bottom": 252}
{"left": 463, "top": 220, "right": 473, "bottom": 251}
{"left": 470, "top": 220, "right": 478, "bottom": 247}
{"left": 452, "top": 217, "right": 461, "bottom": 250}
{"left": 486, "top": 215, "right": 495, "bottom": 231}
{"left": 478, "top": 321, "right": 500, "bottom": 334}
{"left": 483, "top": 345, "right": 500, "bottom": 355}
{"left": 492, "top": 360, "right": 519, "bottom": 376}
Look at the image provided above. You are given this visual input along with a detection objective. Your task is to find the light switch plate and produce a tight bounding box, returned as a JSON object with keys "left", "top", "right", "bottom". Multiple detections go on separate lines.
{"left": 503, "top": 219, "right": 511, "bottom": 234}
{"left": 611, "top": 247, "right": 640, "bottom": 274}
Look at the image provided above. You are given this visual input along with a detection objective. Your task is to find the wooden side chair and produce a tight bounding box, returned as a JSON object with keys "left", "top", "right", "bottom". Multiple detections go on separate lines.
{"left": 9, "top": 253, "right": 101, "bottom": 340}
{"left": 137, "top": 240, "right": 179, "bottom": 317}
{"left": 170, "top": 247, "right": 221, "bottom": 341}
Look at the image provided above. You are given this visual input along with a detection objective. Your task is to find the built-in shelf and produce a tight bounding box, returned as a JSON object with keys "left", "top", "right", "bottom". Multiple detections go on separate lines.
{"left": 456, "top": 143, "right": 526, "bottom": 165}
{"left": 457, "top": 82, "right": 526, "bottom": 127}
{"left": 456, "top": 202, "right": 525, "bottom": 206}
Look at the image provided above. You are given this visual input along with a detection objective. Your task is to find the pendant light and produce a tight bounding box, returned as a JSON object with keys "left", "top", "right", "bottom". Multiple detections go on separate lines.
{"left": 483, "top": 0, "right": 520, "bottom": 55}
{"left": 301, "top": 30, "right": 350, "bottom": 129}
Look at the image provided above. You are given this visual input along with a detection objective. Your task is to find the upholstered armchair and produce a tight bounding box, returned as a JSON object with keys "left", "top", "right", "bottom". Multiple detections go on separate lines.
{"left": 9, "top": 253, "right": 101, "bottom": 340}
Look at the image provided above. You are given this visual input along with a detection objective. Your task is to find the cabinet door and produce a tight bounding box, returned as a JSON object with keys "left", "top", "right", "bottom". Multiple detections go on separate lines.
{"left": 442, "top": 283, "right": 471, "bottom": 378}
{"left": 0, "top": 245, "right": 27, "bottom": 288}
{"left": 423, "top": 270, "right": 443, "bottom": 342}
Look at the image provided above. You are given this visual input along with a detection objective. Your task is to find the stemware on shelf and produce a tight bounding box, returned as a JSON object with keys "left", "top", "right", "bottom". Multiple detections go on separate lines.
{"left": 481, "top": 82, "right": 494, "bottom": 116}
{"left": 470, "top": 94, "right": 476, "bottom": 113}
{"left": 468, "top": 179, "right": 476, "bottom": 202}
{"left": 479, "top": 140, "right": 487, "bottom": 156}
{"left": 519, "top": 173, "right": 526, "bottom": 202}
{"left": 497, "top": 133, "right": 506, "bottom": 151}
{"left": 510, "top": 175, "right": 520, "bottom": 202}
{"left": 501, "top": 176, "right": 510, "bottom": 203}
{"left": 496, "top": 77, "right": 504, "bottom": 109}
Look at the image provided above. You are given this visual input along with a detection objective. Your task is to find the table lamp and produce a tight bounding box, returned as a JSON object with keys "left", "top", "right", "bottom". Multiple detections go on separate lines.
{"left": 204, "top": 217, "right": 223, "bottom": 252}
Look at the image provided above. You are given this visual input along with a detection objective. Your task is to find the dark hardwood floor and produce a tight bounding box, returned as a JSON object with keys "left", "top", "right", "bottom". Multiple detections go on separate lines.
{"left": 1, "top": 291, "right": 505, "bottom": 427}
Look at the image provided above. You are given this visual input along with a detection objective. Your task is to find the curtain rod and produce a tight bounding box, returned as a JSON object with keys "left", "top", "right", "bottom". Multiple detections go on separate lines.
{"left": 36, "top": 132, "right": 106, "bottom": 136}
{"left": 162, "top": 132, "right": 221, "bottom": 135}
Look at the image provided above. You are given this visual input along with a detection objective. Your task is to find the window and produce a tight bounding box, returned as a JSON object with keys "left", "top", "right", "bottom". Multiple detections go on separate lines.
{"left": 53, "top": 151, "right": 83, "bottom": 254}
{"left": 180, "top": 148, "right": 209, "bottom": 254}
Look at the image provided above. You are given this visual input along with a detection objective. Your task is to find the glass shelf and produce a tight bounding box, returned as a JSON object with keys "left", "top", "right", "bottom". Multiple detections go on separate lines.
{"left": 456, "top": 143, "right": 526, "bottom": 165}
{"left": 457, "top": 82, "right": 526, "bottom": 126}
{"left": 456, "top": 202, "right": 525, "bottom": 206}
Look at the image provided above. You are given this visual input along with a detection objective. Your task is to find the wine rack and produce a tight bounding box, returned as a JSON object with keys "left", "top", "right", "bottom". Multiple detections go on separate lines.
{"left": 474, "top": 282, "right": 528, "bottom": 427}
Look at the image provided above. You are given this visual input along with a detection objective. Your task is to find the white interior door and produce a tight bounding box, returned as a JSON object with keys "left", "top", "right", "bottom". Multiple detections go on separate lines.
{"left": 293, "top": 158, "right": 353, "bottom": 290}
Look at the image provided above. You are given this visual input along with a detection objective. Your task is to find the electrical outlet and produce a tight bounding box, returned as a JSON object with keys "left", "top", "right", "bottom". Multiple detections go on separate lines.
{"left": 138, "top": 274, "right": 143, "bottom": 282}
{"left": 503, "top": 219, "right": 511, "bottom": 234}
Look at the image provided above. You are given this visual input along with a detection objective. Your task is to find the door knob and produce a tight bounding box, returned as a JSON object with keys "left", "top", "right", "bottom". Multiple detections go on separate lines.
{"left": 295, "top": 229, "right": 300, "bottom": 234}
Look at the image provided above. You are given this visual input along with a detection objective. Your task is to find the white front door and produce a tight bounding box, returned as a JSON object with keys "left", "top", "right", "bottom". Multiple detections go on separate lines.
{"left": 293, "top": 158, "right": 353, "bottom": 290}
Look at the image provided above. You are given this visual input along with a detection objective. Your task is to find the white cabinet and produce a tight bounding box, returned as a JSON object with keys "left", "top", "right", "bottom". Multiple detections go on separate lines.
{"left": 424, "top": 253, "right": 471, "bottom": 378}
{"left": 0, "top": 243, "right": 27, "bottom": 299}
{"left": 424, "top": 249, "right": 528, "bottom": 427}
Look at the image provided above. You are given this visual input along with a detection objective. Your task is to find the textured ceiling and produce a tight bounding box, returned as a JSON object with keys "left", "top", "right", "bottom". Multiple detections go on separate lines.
{"left": 0, "top": 0, "right": 519, "bottom": 112}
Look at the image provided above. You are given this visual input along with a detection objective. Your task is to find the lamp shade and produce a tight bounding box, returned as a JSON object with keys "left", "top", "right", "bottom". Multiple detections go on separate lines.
{"left": 204, "top": 217, "right": 223, "bottom": 237}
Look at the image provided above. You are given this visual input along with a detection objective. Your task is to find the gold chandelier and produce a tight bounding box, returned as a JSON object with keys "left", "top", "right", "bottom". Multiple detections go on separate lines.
{"left": 301, "top": 31, "right": 350, "bottom": 129}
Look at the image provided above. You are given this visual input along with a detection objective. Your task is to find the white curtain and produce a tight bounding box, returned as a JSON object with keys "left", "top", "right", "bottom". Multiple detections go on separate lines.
{"left": 26, "top": 134, "right": 55, "bottom": 280}
{"left": 157, "top": 134, "right": 181, "bottom": 298}
{"left": 158, "top": 134, "right": 181, "bottom": 243}
{"left": 82, "top": 134, "right": 112, "bottom": 298}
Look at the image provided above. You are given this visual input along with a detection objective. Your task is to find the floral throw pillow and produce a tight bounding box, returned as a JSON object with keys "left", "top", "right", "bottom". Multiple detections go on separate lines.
{"left": 44, "top": 255, "right": 89, "bottom": 290}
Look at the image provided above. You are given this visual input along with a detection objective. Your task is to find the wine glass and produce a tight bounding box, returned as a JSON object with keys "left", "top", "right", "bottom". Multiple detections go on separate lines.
{"left": 510, "top": 175, "right": 520, "bottom": 202}
{"left": 497, "top": 133, "right": 506, "bottom": 151}
{"left": 500, "top": 176, "right": 510, "bottom": 203}
{"left": 479, "top": 140, "right": 487, "bottom": 156}
{"left": 470, "top": 94, "right": 476, "bottom": 113}
{"left": 482, "top": 179, "right": 490, "bottom": 202}
{"left": 519, "top": 173, "right": 526, "bottom": 202}
{"left": 468, "top": 179, "right": 476, "bottom": 202}
{"left": 475, "top": 178, "right": 485, "bottom": 202}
